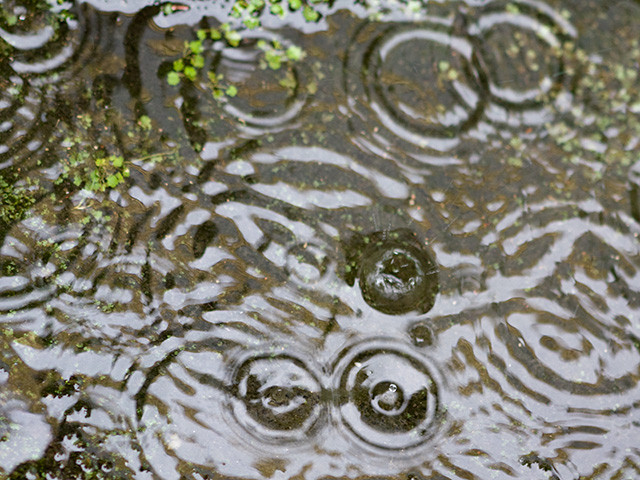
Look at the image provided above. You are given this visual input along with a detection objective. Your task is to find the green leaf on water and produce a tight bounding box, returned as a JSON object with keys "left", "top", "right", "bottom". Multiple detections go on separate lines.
{"left": 225, "top": 30, "right": 242, "bottom": 47}
{"left": 184, "top": 66, "right": 197, "bottom": 81}
{"left": 231, "top": 3, "right": 243, "bottom": 18}
{"left": 167, "top": 71, "right": 181, "bottom": 86}
{"left": 265, "top": 50, "right": 282, "bottom": 70}
{"left": 303, "top": 6, "right": 319, "bottom": 22}
{"left": 188, "top": 40, "right": 203, "bottom": 54}
{"left": 173, "top": 59, "right": 184, "bottom": 72}
{"left": 138, "top": 115, "right": 152, "bottom": 131}
{"left": 111, "top": 155, "right": 124, "bottom": 168}
{"left": 107, "top": 174, "right": 119, "bottom": 189}
{"left": 286, "top": 45, "right": 304, "bottom": 61}
{"left": 191, "top": 54, "right": 204, "bottom": 68}
{"left": 243, "top": 17, "right": 260, "bottom": 29}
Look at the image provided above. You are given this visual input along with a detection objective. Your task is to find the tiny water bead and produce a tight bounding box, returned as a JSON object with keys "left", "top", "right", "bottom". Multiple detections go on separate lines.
{"left": 357, "top": 230, "right": 439, "bottom": 315}
{"left": 230, "top": 353, "right": 323, "bottom": 442}
{"left": 334, "top": 339, "right": 442, "bottom": 451}
{"left": 408, "top": 322, "right": 434, "bottom": 347}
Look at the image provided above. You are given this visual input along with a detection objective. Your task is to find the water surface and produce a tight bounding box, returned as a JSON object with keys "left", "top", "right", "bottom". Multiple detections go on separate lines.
{"left": 0, "top": 0, "right": 639, "bottom": 479}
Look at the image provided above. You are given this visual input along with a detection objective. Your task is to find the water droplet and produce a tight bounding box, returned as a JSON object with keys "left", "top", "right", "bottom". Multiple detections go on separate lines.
{"left": 409, "top": 323, "right": 434, "bottom": 347}
{"left": 357, "top": 230, "right": 439, "bottom": 315}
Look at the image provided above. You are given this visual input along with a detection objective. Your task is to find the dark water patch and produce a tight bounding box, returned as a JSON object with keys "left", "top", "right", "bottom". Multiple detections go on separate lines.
{"left": 192, "top": 219, "right": 219, "bottom": 259}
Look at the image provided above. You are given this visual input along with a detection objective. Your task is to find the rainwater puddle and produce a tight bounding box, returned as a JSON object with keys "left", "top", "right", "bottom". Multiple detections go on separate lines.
{"left": 0, "top": 0, "right": 639, "bottom": 479}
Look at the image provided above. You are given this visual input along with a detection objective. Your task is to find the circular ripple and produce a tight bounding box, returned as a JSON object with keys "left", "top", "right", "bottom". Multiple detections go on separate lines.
{"left": 1, "top": 2, "right": 100, "bottom": 82}
{"left": 334, "top": 339, "right": 442, "bottom": 450}
{"left": 211, "top": 33, "right": 310, "bottom": 132}
{"left": 229, "top": 352, "right": 323, "bottom": 443}
{"left": 474, "top": 6, "right": 568, "bottom": 107}
{"left": 0, "top": 4, "right": 105, "bottom": 170}
{"left": 357, "top": 230, "right": 439, "bottom": 315}
{"left": 345, "top": 21, "right": 483, "bottom": 148}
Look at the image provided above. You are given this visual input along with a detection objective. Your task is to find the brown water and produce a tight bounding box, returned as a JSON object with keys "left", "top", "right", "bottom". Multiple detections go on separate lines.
{"left": 1, "top": 0, "right": 639, "bottom": 479}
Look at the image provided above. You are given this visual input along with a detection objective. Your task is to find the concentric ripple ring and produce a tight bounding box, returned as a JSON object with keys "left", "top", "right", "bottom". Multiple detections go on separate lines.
{"left": 211, "top": 32, "right": 310, "bottom": 132}
{"left": 334, "top": 339, "right": 442, "bottom": 451}
{"left": 345, "top": 21, "right": 483, "bottom": 150}
{"left": 472, "top": 3, "right": 572, "bottom": 107}
{"left": 229, "top": 352, "right": 324, "bottom": 443}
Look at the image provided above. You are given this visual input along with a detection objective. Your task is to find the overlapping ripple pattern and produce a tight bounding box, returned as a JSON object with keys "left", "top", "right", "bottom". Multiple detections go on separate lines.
{"left": 0, "top": 0, "right": 639, "bottom": 479}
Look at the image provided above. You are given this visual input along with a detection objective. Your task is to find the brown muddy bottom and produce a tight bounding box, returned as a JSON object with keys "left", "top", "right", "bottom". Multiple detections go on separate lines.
{"left": 0, "top": 0, "right": 639, "bottom": 479}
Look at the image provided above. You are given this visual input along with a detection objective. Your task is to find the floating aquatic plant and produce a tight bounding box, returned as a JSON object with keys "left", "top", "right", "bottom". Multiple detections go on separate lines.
{"left": 56, "top": 151, "right": 129, "bottom": 193}
{"left": 229, "top": 0, "right": 320, "bottom": 28}
{"left": 166, "top": 24, "right": 307, "bottom": 100}
{"left": 0, "top": 176, "right": 38, "bottom": 225}
{"left": 167, "top": 24, "right": 242, "bottom": 93}
{"left": 257, "top": 39, "right": 306, "bottom": 70}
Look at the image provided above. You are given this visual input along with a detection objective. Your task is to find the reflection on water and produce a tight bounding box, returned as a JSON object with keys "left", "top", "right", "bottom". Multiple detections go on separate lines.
{"left": 1, "top": 0, "right": 640, "bottom": 479}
